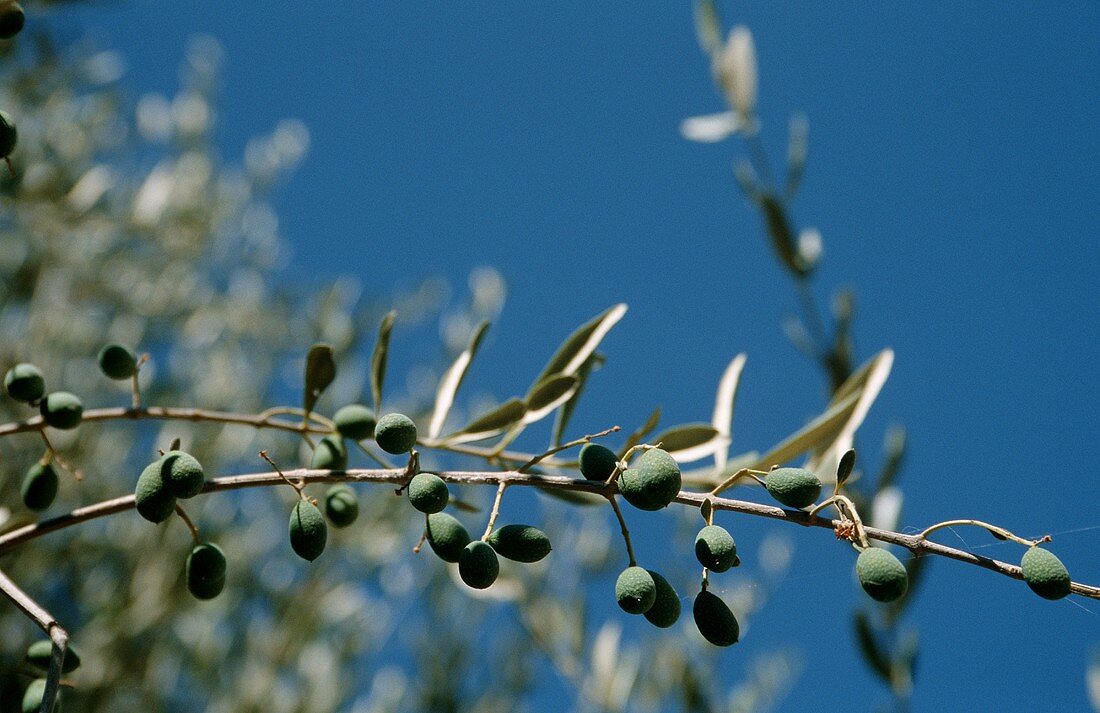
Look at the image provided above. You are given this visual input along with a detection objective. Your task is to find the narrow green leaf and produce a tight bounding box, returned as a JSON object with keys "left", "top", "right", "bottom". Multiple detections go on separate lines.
{"left": 428, "top": 321, "right": 490, "bottom": 439}
{"left": 444, "top": 398, "right": 526, "bottom": 444}
{"left": 526, "top": 374, "right": 578, "bottom": 413}
{"left": 805, "top": 349, "right": 894, "bottom": 481}
{"left": 619, "top": 407, "right": 661, "bottom": 458}
{"left": 758, "top": 194, "right": 808, "bottom": 277}
{"left": 711, "top": 353, "right": 747, "bottom": 471}
{"left": 854, "top": 611, "right": 892, "bottom": 682}
{"left": 370, "top": 311, "right": 396, "bottom": 413}
{"left": 750, "top": 391, "right": 861, "bottom": 471}
{"left": 531, "top": 304, "right": 627, "bottom": 389}
{"left": 532, "top": 485, "right": 604, "bottom": 506}
{"left": 551, "top": 352, "right": 603, "bottom": 448}
{"left": 694, "top": 0, "right": 723, "bottom": 57}
{"left": 836, "top": 448, "right": 856, "bottom": 487}
{"left": 303, "top": 343, "right": 336, "bottom": 416}
{"left": 652, "top": 422, "right": 726, "bottom": 463}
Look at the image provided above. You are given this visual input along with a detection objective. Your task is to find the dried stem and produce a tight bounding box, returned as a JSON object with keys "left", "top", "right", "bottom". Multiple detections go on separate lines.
{"left": 258, "top": 450, "right": 305, "bottom": 499}
{"left": 918, "top": 519, "right": 1043, "bottom": 548}
{"left": 517, "top": 426, "right": 620, "bottom": 474}
{"left": 481, "top": 482, "right": 508, "bottom": 540}
{"left": 0, "top": 469, "right": 1092, "bottom": 600}
{"left": 174, "top": 505, "right": 201, "bottom": 546}
{"left": 0, "top": 568, "right": 67, "bottom": 713}
{"left": 606, "top": 495, "right": 637, "bottom": 567}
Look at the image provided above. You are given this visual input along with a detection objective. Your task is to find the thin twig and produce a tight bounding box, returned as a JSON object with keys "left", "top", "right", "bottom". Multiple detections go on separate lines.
{"left": 606, "top": 495, "right": 637, "bottom": 567}
{"left": 0, "top": 406, "right": 335, "bottom": 438}
{"left": 0, "top": 568, "right": 67, "bottom": 713}
{"left": 174, "top": 505, "right": 201, "bottom": 546}
{"left": 517, "top": 426, "right": 620, "bottom": 474}
{"left": 0, "top": 469, "right": 1095, "bottom": 599}
{"left": 481, "top": 482, "right": 508, "bottom": 540}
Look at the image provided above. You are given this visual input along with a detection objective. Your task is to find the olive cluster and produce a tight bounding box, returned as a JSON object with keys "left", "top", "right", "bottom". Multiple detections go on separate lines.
{"left": 4, "top": 345, "right": 142, "bottom": 512}
{"left": 19, "top": 640, "right": 80, "bottom": 713}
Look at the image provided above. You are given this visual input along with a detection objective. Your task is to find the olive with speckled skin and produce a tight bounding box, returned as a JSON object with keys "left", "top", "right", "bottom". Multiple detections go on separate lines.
{"left": 856, "top": 547, "right": 908, "bottom": 603}
{"left": 764, "top": 467, "right": 821, "bottom": 509}
{"left": 289, "top": 500, "right": 327, "bottom": 561}
{"left": 1020, "top": 546, "right": 1071, "bottom": 600}
{"left": 693, "top": 590, "right": 739, "bottom": 646}
{"left": 615, "top": 566, "right": 656, "bottom": 614}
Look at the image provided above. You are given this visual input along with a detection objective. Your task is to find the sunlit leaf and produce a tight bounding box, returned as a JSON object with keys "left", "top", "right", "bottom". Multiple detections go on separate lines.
{"left": 551, "top": 352, "right": 603, "bottom": 447}
{"left": 428, "top": 321, "right": 490, "bottom": 439}
{"left": 806, "top": 349, "right": 894, "bottom": 481}
{"left": 444, "top": 398, "right": 526, "bottom": 445}
{"left": 370, "top": 311, "right": 396, "bottom": 413}
{"left": 681, "top": 111, "right": 740, "bottom": 143}
{"left": 619, "top": 406, "right": 661, "bottom": 458}
{"left": 523, "top": 374, "right": 579, "bottom": 425}
{"left": 303, "top": 343, "right": 336, "bottom": 416}
{"left": 531, "top": 303, "right": 627, "bottom": 388}
{"left": 651, "top": 422, "right": 727, "bottom": 463}
{"left": 749, "top": 391, "right": 861, "bottom": 471}
{"left": 712, "top": 353, "right": 747, "bottom": 471}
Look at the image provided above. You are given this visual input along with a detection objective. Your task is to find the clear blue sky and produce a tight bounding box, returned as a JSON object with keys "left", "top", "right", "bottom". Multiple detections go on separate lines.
{"left": 54, "top": 1, "right": 1100, "bottom": 710}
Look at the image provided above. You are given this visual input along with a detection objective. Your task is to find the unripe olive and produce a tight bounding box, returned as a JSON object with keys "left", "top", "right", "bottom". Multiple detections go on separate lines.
{"left": 374, "top": 412, "right": 417, "bottom": 454}
{"left": 615, "top": 566, "right": 656, "bottom": 614}
{"left": 1020, "top": 546, "right": 1071, "bottom": 600}
{"left": 578, "top": 443, "right": 618, "bottom": 481}
{"left": 310, "top": 434, "right": 348, "bottom": 471}
{"left": 693, "top": 590, "right": 739, "bottom": 646}
{"left": 333, "top": 404, "right": 376, "bottom": 441}
{"left": 4, "top": 362, "right": 43, "bottom": 403}
{"left": 39, "top": 391, "right": 82, "bottom": 430}
{"left": 458, "top": 540, "right": 499, "bottom": 589}
{"left": 643, "top": 570, "right": 681, "bottom": 628}
{"left": 186, "top": 542, "right": 226, "bottom": 600}
{"left": 425, "top": 512, "right": 471, "bottom": 563}
{"left": 407, "top": 472, "right": 449, "bottom": 514}
{"left": 97, "top": 343, "right": 137, "bottom": 380}
{"left": 0, "top": 3, "right": 24, "bottom": 41}
{"left": 135, "top": 459, "right": 176, "bottom": 523}
{"left": 161, "top": 450, "right": 204, "bottom": 499}
{"left": 617, "top": 448, "right": 681, "bottom": 511}
{"left": 21, "top": 678, "right": 58, "bottom": 713}
{"left": 695, "top": 525, "right": 738, "bottom": 572}
{"left": 324, "top": 484, "right": 359, "bottom": 527}
{"left": 289, "top": 500, "right": 327, "bottom": 561}
{"left": 0, "top": 110, "right": 16, "bottom": 158}
{"left": 764, "top": 467, "right": 821, "bottom": 509}
{"left": 21, "top": 462, "right": 58, "bottom": 512}
{"left": 26, "top": 640, "right": 80, "bottom": 673}
{"left": 487, "top": 524, "right": 552, "bottom": 563}
{"left": 856, "top": 547, "right": 908, "bottom": 603}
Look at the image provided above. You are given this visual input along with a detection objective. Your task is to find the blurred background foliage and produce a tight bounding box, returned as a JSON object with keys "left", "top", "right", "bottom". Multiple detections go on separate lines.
{"left": 0, "top": 22, "right": 814, "bottom": 713}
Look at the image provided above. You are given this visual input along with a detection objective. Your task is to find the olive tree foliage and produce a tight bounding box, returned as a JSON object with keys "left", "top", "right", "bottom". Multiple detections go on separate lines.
{"left": 0, "top": 10, "right": 1096, "bottom": 713}
{"left": 0, "top": 28, "right": 799, "bottom": 713}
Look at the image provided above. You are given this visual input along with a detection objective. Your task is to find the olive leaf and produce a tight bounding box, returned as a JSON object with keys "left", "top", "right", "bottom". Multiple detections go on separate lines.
{"left": 854, "top": 611, "right": 892, "bottom": 682}
{"left": 758, "top": 194, "right": 808, "bottom": 277}
{"left": 523, "top": 374, "right": 579, "bottom": 426}
{"left": 694, "top": 0, "right": 723, "bottom": 57}
{"left": 805, "top": 349, "right": 894, "bottom": 482}
{"left": 550, "top": 352, "right": 603, "bottom": 448}
{"left": 836, "top": 448, "right": 856, "bottom": 487}
{"left": 651, "top": 423, "right": 727, "bottom": 463}
{"left": 302, "top": 343, "right": 336, "bottom": 417}
{"left": 443, "top": 398, "right": 527, "bottom": 445}
{"left": 530, "top": 303, "right": 627, "bottom": 388}
{"left": 533, "top": 485, "right": 604, "bottom": 506}
{"left": 428, "top": 321, "right": 490, "bottom": 439}
{"left": 749, "top": 390, "right": 861, "bottom": 472}
{"left": 711, "top": 353, "right": 747, "bottom": 471}
{"left": 619, "top": 407, "right": 661, "bottom": 458}
{"left": 369, "top": 311, "right": 396, "bottom": 413}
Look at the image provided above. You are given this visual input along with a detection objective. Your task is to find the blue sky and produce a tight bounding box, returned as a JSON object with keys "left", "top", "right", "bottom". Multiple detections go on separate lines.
{"left": 52, "top": 1, "right": 1100, "bottom": 710}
